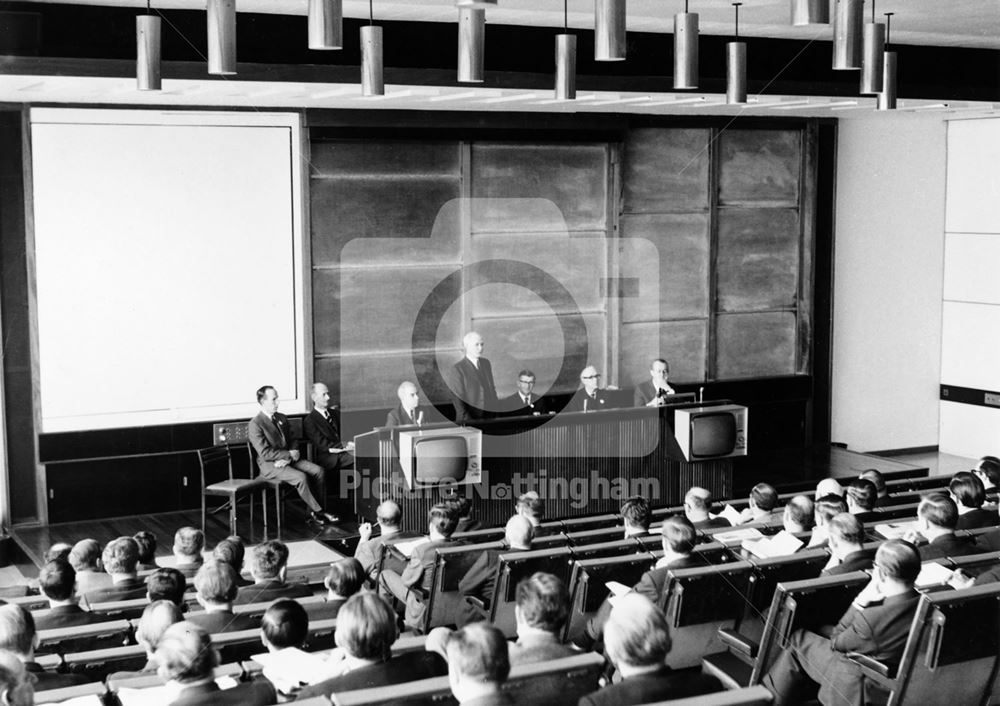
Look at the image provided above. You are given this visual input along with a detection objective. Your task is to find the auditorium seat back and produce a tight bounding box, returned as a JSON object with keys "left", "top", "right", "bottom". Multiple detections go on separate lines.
{"left": 645, "top": 684, "right": 774, "bottom": 705}
{"left": 36, "top": 619, "right": 133, "bottom": 656}
{"left": 88, "top": 597, "right": 149, "bottom": 621}
{"left": 33, "top": 680, "right": 106, "bottom": 705}
{"left": 61, "top": 643, "right": 147, "bottom": 682}
{"left": 949, "top": 549, "right": 1000, "bottom": 578}
{"left": 646, "top": 539, "right": 735, "bottom": 566}
{"left": 744, "top": 549, "right": 830, "bottom": 618}
{"left": 423, "top": 540, "right": 504, "bottom": 632}
{"left": 451, "top": 527, "right": 505, "bottom": 543}
{"left": 556, "top": 514, "right": 620, "bottom": 533}
{"left": 489, "top": 546, "right": 573, "bottom": 637}
{"left": 562, "top": 552, "right": 656, "bottom": 643}
{"left": 569, "top": 538, "right": 642, "bottom": 562}
{"left": 566, "top": 526, "right": 626, "bottom": 546}
{"left": 11, "top": 594, "right": 50, "bottom": 611}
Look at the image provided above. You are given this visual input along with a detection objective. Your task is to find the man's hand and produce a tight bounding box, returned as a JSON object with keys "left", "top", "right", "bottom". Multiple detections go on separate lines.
{"left": 359, "top": 522, "right": 373, "bottom": 541}
{"left": 275, "top": 459, "right": 289, "bottom": 468}
{"left": 948, "top": 569, "right": 975, "bottom": 590}
{"left": 646, "top": 398, "right": 663, "bottom": 407}
{"left": 289, "top": 449, "right": 301, "bottom": 462}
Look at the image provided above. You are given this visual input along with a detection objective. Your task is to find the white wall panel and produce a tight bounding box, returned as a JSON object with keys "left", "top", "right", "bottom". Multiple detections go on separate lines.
{"left": 939, "top": 400, "right": 1000, "bottom": 457}
{"left": 943, "top": 232, "right": 1000, "bottom": 304}
{"left": 946, "top": 119, "right": 1000, "bottom": 233}
{"left": 940, "top": 302, "right": 1000, "bottom": 392}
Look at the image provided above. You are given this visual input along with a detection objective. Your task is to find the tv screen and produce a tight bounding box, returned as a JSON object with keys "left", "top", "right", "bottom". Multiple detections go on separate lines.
{"left": 413, "top": 436, "right": 469, "bottom": 486}
{"left": 690, "top": 413, "right": 737, "bottom": 458}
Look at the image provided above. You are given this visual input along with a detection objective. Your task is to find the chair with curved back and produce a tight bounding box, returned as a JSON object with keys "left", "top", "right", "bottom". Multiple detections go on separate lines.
{"left": 198, "top": 443, "right": 267, "bottom": 538}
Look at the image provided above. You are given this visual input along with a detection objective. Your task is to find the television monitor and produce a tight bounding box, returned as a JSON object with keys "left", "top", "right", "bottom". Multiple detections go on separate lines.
{"left": 398, "top": 427, "right": 483, "bottom": 490}
{"left": 674, "top": 404, "right": 748, "bottom": 461}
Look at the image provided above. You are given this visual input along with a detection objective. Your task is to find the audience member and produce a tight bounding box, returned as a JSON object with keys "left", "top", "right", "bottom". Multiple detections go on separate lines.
{"left": 213, "top": 536, "right": 252, "bottom": 588}
{"left": 35, "top": 559, "right": 101, "bottom": 630}
{"left": 297, "top": 593, "right": 447, "bottom": 698}
{"left": 821, "top": 513, "right": 875, "bottom": 576}
{"left": 0, "top": 650, "right": 32, "bottom": 706}
{"left": 683, "top": 487, "right": 730, "bottom": 530}
{"left": 974, "top": 456, "right": 1000, "bottom": 493}
{"left": 950, "top": 471, "right": 998, "bottom": 530}
{"left": 808, "top": 494, "right": 849, "bottom": 548}
{"left": 739, "top": 483, "right": 781, "bottom": 524}
{"left": 323, "top": 558, "right": 365, "bottom": 618}
{"left": 815, "top": 478, "right": 844, "bottom": 498}
{"left": 187, "top": 561, "right": 257, "bottom": 633}
{"left": 147, "top": 567, "right": 188, "bottom": 608}
{"left": 109, "top": 600, "right": 184, "bottom": 680}
{"left": 762, "top": 540, "right": 922, "bottom": 706}
{"left": 909, "top": 492, "right": 979, "bottom": 560}
{"left": 235, "top": 540, "right": 311, "bottom": 605}
{"left": 0, "top": 604, "right": 90, "bottom": 691}
{"left": 172, "top": 527, "right": 206, "bottom": 579}
{"left": 456, "top": 515, "right": 533, "bottom": 626}
{"left": 261, "top": 599, "right": 309, "bottom": 652}
{"left": 782, "top": 495, "right": 814, "bottom": 533}
{"left": 845, "top": 479, "right": 878, "bottom": 514}
{"left": 84, "top": 536, "right": 146, "bottom": 604}
{"left": 355, "top": 500, "right": 410, "bottom": 582}
{"left": 447, "top": 623, "right": 512, "bottom": 706}
{"left": 620, "top": 496, "right": 651, "bottom": 537}
{"left": 507, "top": 573, "right": 576, "bottom": 665}
{"left": 43, "top": 543, "right": 73, "bottom": 563}
{"left": 379, "top": 503, "right": 460, "bottom": 630}
{"left": 449, "top": 495, "right": 481, "bottom": 533}
{"left": 68, "top": 539, "right": 112, "bottom": 596}
{"left": 580, "top": 593, "right": 721, "bottom": 706}
{"left": 155, "top": 621, "right": 276, "bottom": 705}
{"left": 859, "top": 469, "right": 888, "bottom": 507}
{"left": 134, "top": 530, "right": 158, "bottom": 571}
{"left": 516, "top": 491, "right": 545, "bottom": 528}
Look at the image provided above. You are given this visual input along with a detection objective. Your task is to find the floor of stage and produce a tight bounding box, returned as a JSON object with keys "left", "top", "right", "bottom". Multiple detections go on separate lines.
{"left": 7, "top": 446, "right": 976, "bottom": 579}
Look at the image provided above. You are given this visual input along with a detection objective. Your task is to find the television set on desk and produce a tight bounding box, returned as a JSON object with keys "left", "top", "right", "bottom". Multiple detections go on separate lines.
{"left": 398, "top": 427, "right": 483, "bottom": 490}
{"left": 673, "top": 405, "right": 748, "bottom": 461}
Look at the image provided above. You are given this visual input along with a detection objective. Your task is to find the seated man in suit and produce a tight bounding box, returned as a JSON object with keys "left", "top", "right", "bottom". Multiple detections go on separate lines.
{"left": 0, "top": 604, "right": 92, "bottom": 692}
{"left": 456, "top": 515, "right": 534, "bottom": 626}
{"left": 0, "top": 649, "right": 32, "bottom": 706}
{"left": 974, "top": 456, "right": 1000, "bottom": 493}
{"left": 108, "top": 600, "right": 185, "bottom": 681}
{"left": 581, "top": 594, "right": 721, "bottom": 706}
{"left": 449, "top": 331, "right": 499, "bottom": 423}
{"left": 683, "top": 487, "right": 731, "bottom": 531}
{"left": 633, "top": 358, "right": 676, "bottom": 408}
{"left": 906, "top": 492, "right": 980, "bottom": 560}
{"left": 582, "top": 516, "right": 701, "bottom": 647}
{"left": 448, "top": 495, "right": 481, "bottom": 534}
{"left": 845, "top": 478, "right": 878, "bottom": 515}
{"left": 297, "top": 592, "right": 448, "bottom": 698}
{"left": 566, "top": 365, "right": 610, "bottom": 413}
{"left": 235, "top": 540, "right": 312, "bottom": 605}
{"left": 951, "top": 471, "right": 998, "bottom": 529}
{"left": 257, "top": 599, "right": 311, "bottom": 698}
{"left": 322, "top": 558, "right": 366, "bottom": 619}
{"left": 738, "top": 483, "right": 783, "bottom": 524}
{"left": 212, "top": 536, "right": 252, "bottom": 588}
{"left": 620, "top": 496, "right": 652, "bottom": 538}
{"left": 147, "top": 567, "right": 188, "bottom": 609}
{"left": 501, "top": 369, "right": 549, "bottom": 417}
{"left": 34, "top": 559, "right": 102, "bottom": 630}
{"left": 808, "top": 494, "right": 849, "bottom": 548}
{"left": 821, "top": 513, "right": 876, "bottom": 576}
{"left": 356, "top": 500, "right": 413, "bottom": 582}
{"left": 385, "top": 381, "right": 425, "bottom": 428}
{"left": 186, "top": 561, "right": 258, "bottom": 634}
{"left": 172, "top": 527, "right": 205, "bottom": 579}
{"left": 859, "top": 469, "right": 889, "bottom": 507}
{"left": 516, "top": 491, "right": 545, "bottom": 530}
{"left": 782, "top": 495, "right": 814, "bottom": 534}
{"left": 378, "top": 503, "right": 460, "bottom": 631}
{"left": 85, "top": 536, "right": 147, "bottom": 604}
{"left": 815, "top": 477, "right": 845, "bottom": 498}
{"left": 762, "top": 539, "right": 923, "bottom": 706}
{"left": 134, "top": 531, "right": 159, "bottom": 572}
{"left": 447, "top": 623, "right": 512, "bottom": 706}
{"left": 249, "top": 385, "right": 338, "bottom": 526}
{"left": 155, "top": 621, "right": 276, "bottom": 705}
{"left": 303, "top": 381, "right": 355, "bottom": 479}
{"left": 68, "top": 538, "right": 112, "bottom": 597}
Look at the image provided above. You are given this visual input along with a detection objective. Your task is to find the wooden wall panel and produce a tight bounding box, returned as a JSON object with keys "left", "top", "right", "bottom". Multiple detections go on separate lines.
{"left": 716, "top": 208, "right": 800, "bottom": 312}
{"left": 623, "top": 128, "right": 711, "bottom": 212}
{"left": 310, "top": 140, "right": 460, "bottom": 177}
{"left": 715, "top": 312, "right": 798, "bottom": 378}
{"left": 719, "top": 130, "right": 801, "bottom": 206}
{"left": 620, "top": 320, "right": 709, "bottom": 385}
{"left": 321, "top": 349, "right": 460, "bottom": 414}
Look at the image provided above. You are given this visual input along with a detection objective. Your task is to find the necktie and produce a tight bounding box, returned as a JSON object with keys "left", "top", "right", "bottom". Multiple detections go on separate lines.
{"left": 275, "top": 418, "right": 286, "bottom": 447}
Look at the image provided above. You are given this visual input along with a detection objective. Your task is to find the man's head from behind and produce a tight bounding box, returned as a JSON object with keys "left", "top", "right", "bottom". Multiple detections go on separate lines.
{"left": 193, "top": 561, "right": 239, "bottom": 606}
{"left": 620, "top": 496, "right": 651, "bottom": 534}
{"left": 516, "top": 491, "right": 544, "bottom": 525}
{"left": 873, "top": 539, "right": 920, "bottom": 589}
{"left": 334, "top": 593, "right": 398, "bottom": 662}
{"left": 604, "top": 593, "right": 671, "bottom": 673}
{"left": 950, "top": 471, "right": 986, "bottom": 510}
{"left": 514, "top": 572, "right": 568, "bottom": 635}
{"left": 155, "top": 622, "right": 218, "bottom": 684}
{"left": 428, "top": 504, "right": 459, "bottom": 539}
{"left": 261, "top": 599, "right": 309, "bottom": 652}
{"left": 38, "top": 559, "right": 76, "bottom": 603}
{"left": 783, "top": 495, "right": 814, "bottom": 533}
{"left": 827, "top": 513, "right": 864, "bottom": 555}
{"left": 918, "top": 492, "right": 959, "bottom": 532}
{"left": 377, "top": 500, "right": 402, "bottom": 530}
{"left": 504, "top": 515, "right": 534, "bottom": 550}
{"left": 325, "top": 558, "right": 365, "bottom": 599}
{"left": 0, "top": 605, "right": 35, "bottom": 659}
{"left": 859, "top": 469, "right": 887, "bottom": 497}
{"left": 683, "top": 486, "right": 712, "bottom": 522}
{"left": 43, "top": 543, "right": 73, "bottom": 564}
{"left": 0, "top": 650, "right": 32, "bottom": 706}
{"left": 146, "top": 568, "right": 187, "bottom": 606}
{"left": 250, "top": 540, "right": 290, "bottom": 581}
{"left": 68, "top": 539, "right": 102, "bottom": 573}
{"left": 660, "top": 516, "right": 696, "bottom": 557}
{"left": 173, "top": 527, "right": 205, "bottom": 564}
{"left": 213, "top": 536, "right": 246, "bottom": 575}
{"left": 136, "top": 600, "right": 184, "bottom": 655}
{"left": 975, "top": 456, "right": 1000, "bottom": 488}
{"left": 103, "top": 536, "right": 140, "bottom": 576}
{"left": 815, "top": 478, "right": 844, "bottom": 498}
{"left": 749, "top": 483, "right": 778, "bottom": 513}
{"left": 133, "top": 531, "right": 157, "bottom": 565}
{"left": 815, "top": 494, "right": 849, "bottom": 528}
{"left": 846, "top": 479, "right": 878, "bottom": 513}
{"left": 446, "top": 622, "right": 510, "bottom": 703}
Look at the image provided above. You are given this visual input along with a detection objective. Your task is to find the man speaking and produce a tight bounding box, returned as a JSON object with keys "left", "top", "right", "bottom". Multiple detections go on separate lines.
{"left": 448, "top": 331, "right": 498, "bottom": 424}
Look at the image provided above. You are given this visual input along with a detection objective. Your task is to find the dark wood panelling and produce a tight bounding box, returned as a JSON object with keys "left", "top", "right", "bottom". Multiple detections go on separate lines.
{"left": 716, "top": 208, "right": 801, "bottom": 311}
{"left": 310, "top": 140, "right": 461, "bottom": 178}
{"left": 620, "top": 321, "right": 709, "bottom": 386}
{"left": 622, "top": 128, "right": 712, "bottom": 213}
{"left": 718, "top": 130, "right": 802, "bottom": 206}
{"left": 715, "top": 312, "right": 799, "bottom": 379}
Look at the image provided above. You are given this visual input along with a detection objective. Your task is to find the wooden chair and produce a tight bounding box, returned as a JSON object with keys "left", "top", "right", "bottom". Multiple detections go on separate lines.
{"left": 563, "top": 552, "right": 656, "bottom": 642}
{"left": 487, "top": 546, "right": 574, "bottom": 637}
{"left": 198, "top": 443, "right": 266, "bottom": 537}
{"left": 420, "top": 540, "right": 505, "bottom": 632}
{"left": 36, "top": 619, "right": 133, "bottom": 656}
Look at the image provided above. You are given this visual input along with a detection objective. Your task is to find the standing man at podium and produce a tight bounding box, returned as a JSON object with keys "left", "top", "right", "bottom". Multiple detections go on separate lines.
{"left": 449, "top": 331, "right": 498, "bottom": 424}
{"left": 634, "top": 358, "right": 676, "bottom": 407}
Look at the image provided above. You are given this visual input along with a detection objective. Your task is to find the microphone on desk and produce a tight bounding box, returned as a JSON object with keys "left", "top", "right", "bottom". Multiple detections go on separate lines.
{"left": 698, "top": 386, "right": 704, "bottom": 403}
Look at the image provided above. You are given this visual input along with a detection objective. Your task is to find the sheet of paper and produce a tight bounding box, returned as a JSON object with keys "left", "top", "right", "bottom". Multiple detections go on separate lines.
{"left": 716, "top": 504, "right": 743, "bottom": 527}
{"left": 714, "top": 527, "right": 765, "bottom": 544}
{"left": 392, "top": 537, "right": 429, "bottom": 558}
{"left": 916, "top": 562, "right": 954, "bottom": 587}
{"left": 251, "top": 647, "right": 330, "bottom": 687}
{"left": 604, "top": 581, "right": 631, "bottom": 597}
{"left": 874, "top": 521, "right": 917, "bottom": 540}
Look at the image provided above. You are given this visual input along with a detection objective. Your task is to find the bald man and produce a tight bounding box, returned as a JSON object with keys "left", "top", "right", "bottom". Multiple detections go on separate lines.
{"left": 456, "top": 515, "right": 534, "bottom": 626}
{"left": 386, "top": 381, "right": 425, "bottom": 428}
{"left": 304, "top": 382, "right": 354, "bottom": 472}
{"left": 449, "top": 332, "right": 499, "bottom": 424}
{"left": 567, "top": 365, "right": 610, "bottom": 413}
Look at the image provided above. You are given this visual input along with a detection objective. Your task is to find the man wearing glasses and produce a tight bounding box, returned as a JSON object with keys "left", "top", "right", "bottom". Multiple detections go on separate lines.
{"left": 567, "top": 365, "right": 610, "bottom": 413}
{"left": 501, "top": 370, "right": 549, "bottom": 417}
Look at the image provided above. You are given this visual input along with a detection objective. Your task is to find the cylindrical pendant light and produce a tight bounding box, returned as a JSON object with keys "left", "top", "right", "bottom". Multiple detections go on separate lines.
{"left": 832, "top": 0, "right": 862, "bottom": 70}
{"left": 555, "top": 1, "right": 576, "bottom": 100}
{"left": 458, "top": 7, "right": 485, "bottom": 83}
{"left": 674, "top": 0, "right": 699, "bottom": 90}
{"left": 595, "top": 0, "right": 626, "bottom": 62}
{"left": 136, "top": 2, "right": 161, "bottom": 91}
{"left": 878, "top": 13, "right": 896, "bottom": 110}
{"left": 207, "top": 0, "right": 236, "bottom": 76}
{"left": 791, "top": 0, "right": 829, "bottom": 26}
{"left": 455, "top": 0, "right": 497, "bottom": 6}
{"left": 726, "top": 3, "right": 746, "bottom": 104}
{"left": 308, "top": 0, "right": 343, "bottom": 50}
{"left": 859, "top": 0, "right": 885, "bottom": 94}
{"left": 361, "top": 0, "right": 383, "bottom": 95}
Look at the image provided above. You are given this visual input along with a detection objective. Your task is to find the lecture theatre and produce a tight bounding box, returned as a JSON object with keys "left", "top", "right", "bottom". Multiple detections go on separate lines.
{"left": 0, "top": 2, "right": 998, "bottom": 705}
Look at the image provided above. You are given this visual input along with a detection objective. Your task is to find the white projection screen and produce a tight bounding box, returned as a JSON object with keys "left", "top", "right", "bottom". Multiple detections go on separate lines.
{"left": 30, "top": 109, "right": 307, "bottom": 432}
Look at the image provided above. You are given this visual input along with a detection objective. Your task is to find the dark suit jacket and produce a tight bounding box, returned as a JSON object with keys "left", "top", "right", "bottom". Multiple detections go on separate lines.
{"left": 917, "top": 533, "right": 980, "bottom": 561}
{"left": 385, "top": 404, "right": 424, "bottom": 429}
{"left": 632, "top": 380, "right": 676, "bottom": 407}
{"left": 168, "top": 679, "right": 276, "bottom": 706}
{"left": 248, "top": 411, "right": 297, "bottom": 475}
{"left": 455, "top": 517, "right": 482, "bottom": 533}
{"left": 449, "top": 357, "right": 498, "bottom": 423}
{"left": 566, "top": 388, "right": 610, "bottom": 413}
{"left": 295, "top": 651, "right": 448, "bottom": 699}
{"left": 956, "top": 508, "right": 999, "bottom": 530}
{"left": 303, "top": 408, "right": 353, "bottom": 471}
{"left": 693, "top": 516, "right": 732, "bottom": 530}
{"left": 26, "top": 662, "right": 91, "bottom": 692}
{"left": 184, "top": 609, "right": 258, "bottom": 634}
{"left": 84, "top": 576, "right": 148, "bottom": 604}
{"left": 176, "top": 563, "right": 203, "bottom": 579}
{"left": 235, "top": 579, "right": 313, "bottom": 605}
{"left": 823, "top": 548, "right": 877, "bottom": 576}
{"left": 974, "top": 565, "right": 1000, "bottom": 586}
{"left": 500, "top": 392, "right": 549, "bottom": 417}
{"left": 33, "top": 604, "right": 104, "bottom": 630}
{"left": 579, "top": 666, "right": 721, "bottom": 706}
